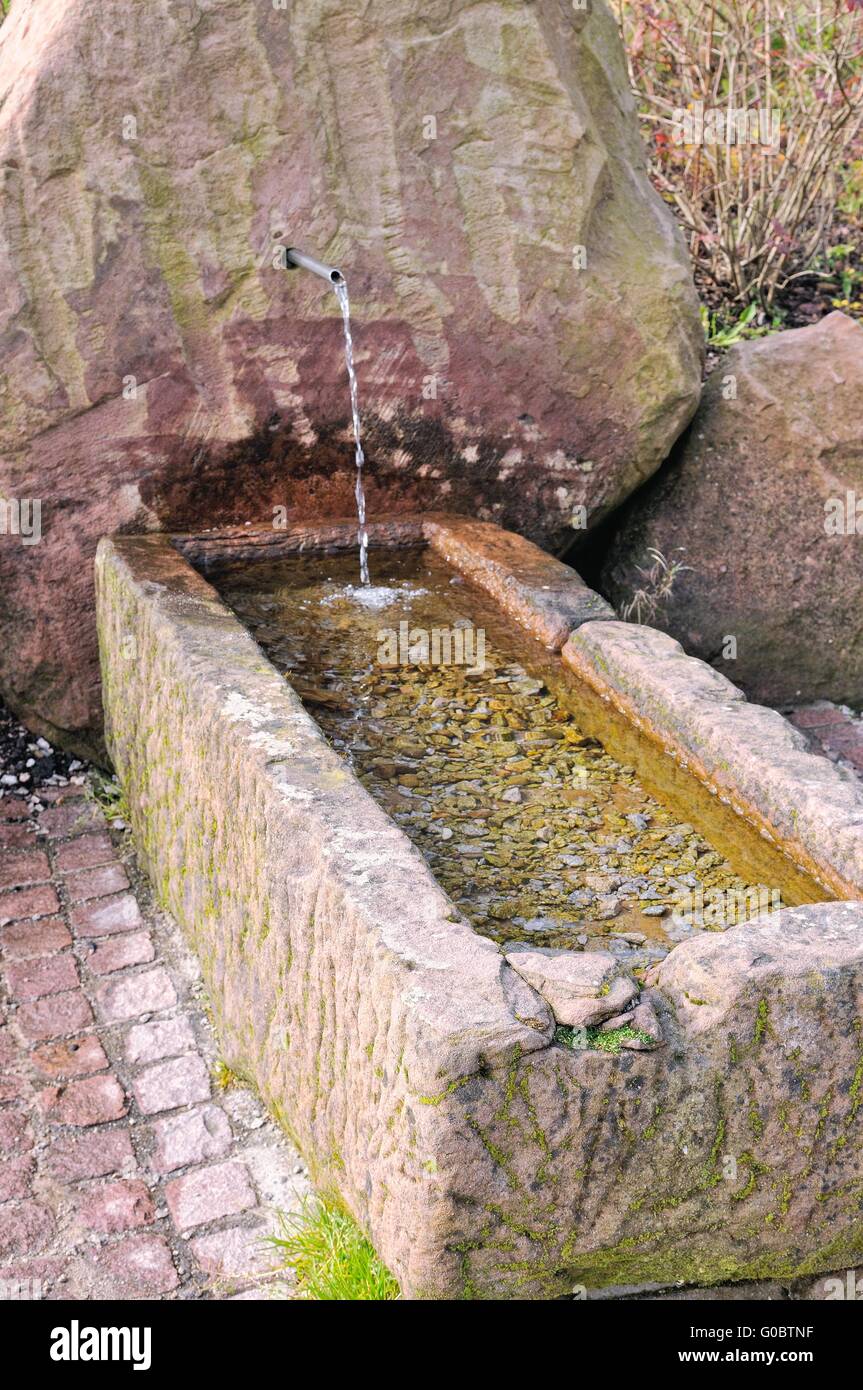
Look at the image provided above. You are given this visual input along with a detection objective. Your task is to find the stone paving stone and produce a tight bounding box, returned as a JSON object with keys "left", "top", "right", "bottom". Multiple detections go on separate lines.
{"left": 133, "top": 1054, "right": 211, "bottom": 1116}
{"left": 76, "top": 1179, "right": 155, "bottom": 1233}
{"left": 15, "top": 988, "right": 94, "bottom": 1042}
{"left": 165, "top": 1161, "right": 256, "bottom": 1231}
{"left": 70, "top": 892, "right": 144, "bottom": 939}
{"left": 0, "top": 1111, "right": 30, "bottom": 1154}
{"left": 0, "top": 1154, "right": 34, "bottom": 1202}
{"left": 228, "top": 1282, "right": 292, "bottom": 1300}
{"left": 96, "top": 1234, "right": 179, "bottom": 1295}
{"left": 788, "top": 703, "right": 863, "bottom": 774}
{"left": 38, "top": 802, "right": 103, "bottom": 839}
{"left": 64, "top": 862, "right": 130, "bottom": 903}
{"left": 1, "top": 915, "right": 72, "bottom": 959}
{"left": 787, "top": 704, "right": 848, "bottom": 729}
{"left": 0, "top": 798, "right": 29, "bottom": 821}
{"left": 55, "top": 833, "right": 115, "bottom": 872}
{"left": 38, "top": 787, "right": 88, "bottom": 805}
{"left": 31, "top": 1036, "right": 109, "bottom": 1080}
{"left": 190, "top": 1221, "right": 275, "bottom": 1280}
{"left": 0, "top": 823, "right": 35, "bottom": 850}
{"left": 0, "top": 849, "right": 51, "bottom": 890}
{"left": 819, "top": 726, "right": 862, "bottom": 750}
{"left": 0, "top": 1075, "right": 31, "bottom": 1105}
{"left": 86, "top": 930, "right": 154, "bottom": 976}
{"left": 125, "top": 1016, "right": 196, "bottom": 1066}
{"left": 46, "top": 1127, "right": 136, "bottom": 1182}
{"left": 95, "top": 966, "right": 176, "bottom": 1024}
{"left": 149, "top": 1105, "right": 232, "bottom": 1174}
{"left": 0, "top": 1257, "right": 65, "bottom": 1300}
{"left": 0, "top": 882, "right": 61, "bottom": 923}
{"left": 39, "top": 1074, "right": 128, "bottom": 1127}
{"left": 5, "top": 952, "right": 78, "bottom": 1001}
{"left": 0, "top": 1202, "right": 53, "bottom": 1260}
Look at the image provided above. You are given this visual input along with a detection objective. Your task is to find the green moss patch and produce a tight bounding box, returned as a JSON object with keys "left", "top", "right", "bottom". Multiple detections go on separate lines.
{"left": 555, "top": 1023, "right": 654, "bottom": 1054}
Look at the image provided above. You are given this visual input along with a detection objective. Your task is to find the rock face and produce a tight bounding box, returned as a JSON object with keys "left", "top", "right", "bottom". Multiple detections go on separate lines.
{"left": 602, "top": 312, "right": 863, "bottom": 708}
{"left": 0, "top": 0, "right": 701, "bottom": 754}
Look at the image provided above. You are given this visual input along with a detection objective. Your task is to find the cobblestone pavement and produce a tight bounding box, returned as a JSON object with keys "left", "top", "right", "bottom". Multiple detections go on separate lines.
{"left": 0, "top": 764, "right": 309, "bottom": 1301}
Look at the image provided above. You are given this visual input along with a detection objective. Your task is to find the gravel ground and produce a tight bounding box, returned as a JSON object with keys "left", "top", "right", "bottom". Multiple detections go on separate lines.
{"left": 0, "top": 703, "right": 83, "bottom": 800}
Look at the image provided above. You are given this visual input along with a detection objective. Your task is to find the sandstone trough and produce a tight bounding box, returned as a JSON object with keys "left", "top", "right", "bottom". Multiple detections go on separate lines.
{"left": 95, "top": 515, "right": 863, "bottom": 1299}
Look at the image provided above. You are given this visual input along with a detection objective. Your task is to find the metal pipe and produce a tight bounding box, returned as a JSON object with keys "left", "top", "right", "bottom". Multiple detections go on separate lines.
{"left": 285, "top": 247, "right": 344, "bottom": 285}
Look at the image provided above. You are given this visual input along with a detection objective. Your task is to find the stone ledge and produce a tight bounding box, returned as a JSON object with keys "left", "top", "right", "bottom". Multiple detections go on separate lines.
{"left": 563, "top": 620, "right": 863, "bottom": 900}
{"left": 423, "top": 515, "right": 615, "bottom": 648}
{"left": 173, "top": 517, "right": 426, "bottom": 575}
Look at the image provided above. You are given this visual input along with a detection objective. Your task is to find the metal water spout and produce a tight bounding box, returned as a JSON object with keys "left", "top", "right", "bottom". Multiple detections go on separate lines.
{"left": 283, "top": 246, "right": 370, "bottom": 586}
{"left": 285, "top": 247, "right": 344, "bottom": 285}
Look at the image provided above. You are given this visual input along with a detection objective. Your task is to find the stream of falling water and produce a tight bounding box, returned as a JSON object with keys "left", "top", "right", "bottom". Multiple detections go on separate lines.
{"left": 335, "top": 279, "right": 370, "bottom": 586}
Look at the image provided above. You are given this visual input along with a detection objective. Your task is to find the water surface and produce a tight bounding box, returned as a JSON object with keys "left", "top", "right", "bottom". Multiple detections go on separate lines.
{"left": 220, "top": 547, "right": 780, "bottom": 975}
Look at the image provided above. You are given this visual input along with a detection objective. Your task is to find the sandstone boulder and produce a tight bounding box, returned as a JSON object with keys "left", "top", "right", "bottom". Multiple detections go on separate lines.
{"left": 0, "top": 0, "right": 701, "bottom": 754}
{"left": 602, "top": 312, "right": 863, "bottom": 707}
{"left": 504, "top": 944, "right": 639, "bottom": 1027}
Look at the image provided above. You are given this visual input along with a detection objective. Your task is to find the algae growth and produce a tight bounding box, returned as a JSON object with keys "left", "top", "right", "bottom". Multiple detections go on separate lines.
{"left": 220, "top": 547, "right": 779, "bottom": 973}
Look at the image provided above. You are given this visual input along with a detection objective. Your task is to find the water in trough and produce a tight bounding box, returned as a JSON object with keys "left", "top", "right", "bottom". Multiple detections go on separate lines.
{"left": 220, "top": 547, "right": 783, "bottom": 980}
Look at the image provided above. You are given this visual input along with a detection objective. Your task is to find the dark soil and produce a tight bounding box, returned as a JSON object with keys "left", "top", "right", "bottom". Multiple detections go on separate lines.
{"left": 694, "top": 212, "right": 863, "bottom": 377}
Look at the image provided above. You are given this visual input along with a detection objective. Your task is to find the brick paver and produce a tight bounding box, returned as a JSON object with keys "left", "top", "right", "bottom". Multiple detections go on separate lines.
{"left": 787, "top": 701, "right": 863, "bottom": 774}
{"left": 2, "top": 917, "right": 73, "bottom": 960}
{"left": 0, "top": 776, "right": 309, "bottom": 1301}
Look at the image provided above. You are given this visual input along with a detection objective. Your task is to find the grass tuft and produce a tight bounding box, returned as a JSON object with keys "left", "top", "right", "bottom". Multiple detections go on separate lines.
{"left": 556, "top": 1023, "right": 654, "bottom": 1054}
{"left": 267, "top": 1195, "right": 400, "bottom": 1301}
{"left": 88, "top": 770, "right": 131, "bottom": 827}
{"left": 214, "top": 1060, "right": 240, "bottom": 1091}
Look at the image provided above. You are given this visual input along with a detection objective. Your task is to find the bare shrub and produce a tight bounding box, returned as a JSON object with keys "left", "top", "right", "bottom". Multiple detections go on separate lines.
{"left": 617, "top": 1, "right": 863, "bottom": 307}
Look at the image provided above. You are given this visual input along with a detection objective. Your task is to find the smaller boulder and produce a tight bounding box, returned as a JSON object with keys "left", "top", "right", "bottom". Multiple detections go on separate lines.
{"left": 504, "top": 945, "right": 638, "bottom": 1027}
{"left": 602, "top": 312, "right": 863, "bottom": 706}
{"left": 619, "top": 998, "right": 664, "bottom": 1050}
{"left": 600, "top": 1009, "right": 636, "bottom": 1031}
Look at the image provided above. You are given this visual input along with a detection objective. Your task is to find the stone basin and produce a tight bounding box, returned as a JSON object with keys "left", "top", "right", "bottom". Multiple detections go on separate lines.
{"left": 95, "top": 515, "right": 863, "bottom": 1299}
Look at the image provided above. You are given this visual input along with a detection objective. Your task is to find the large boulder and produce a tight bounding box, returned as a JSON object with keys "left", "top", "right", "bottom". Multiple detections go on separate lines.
{"left": 602, "top": 312, "right": 863, "bottom": 708}
{"left": 0, "top": 0, "right": 701, "bottom": 756}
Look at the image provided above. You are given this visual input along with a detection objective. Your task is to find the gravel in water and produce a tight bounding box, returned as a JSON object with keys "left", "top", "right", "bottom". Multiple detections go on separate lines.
{"left": 220, "top": 548, "right": 781, "bottom": 976}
